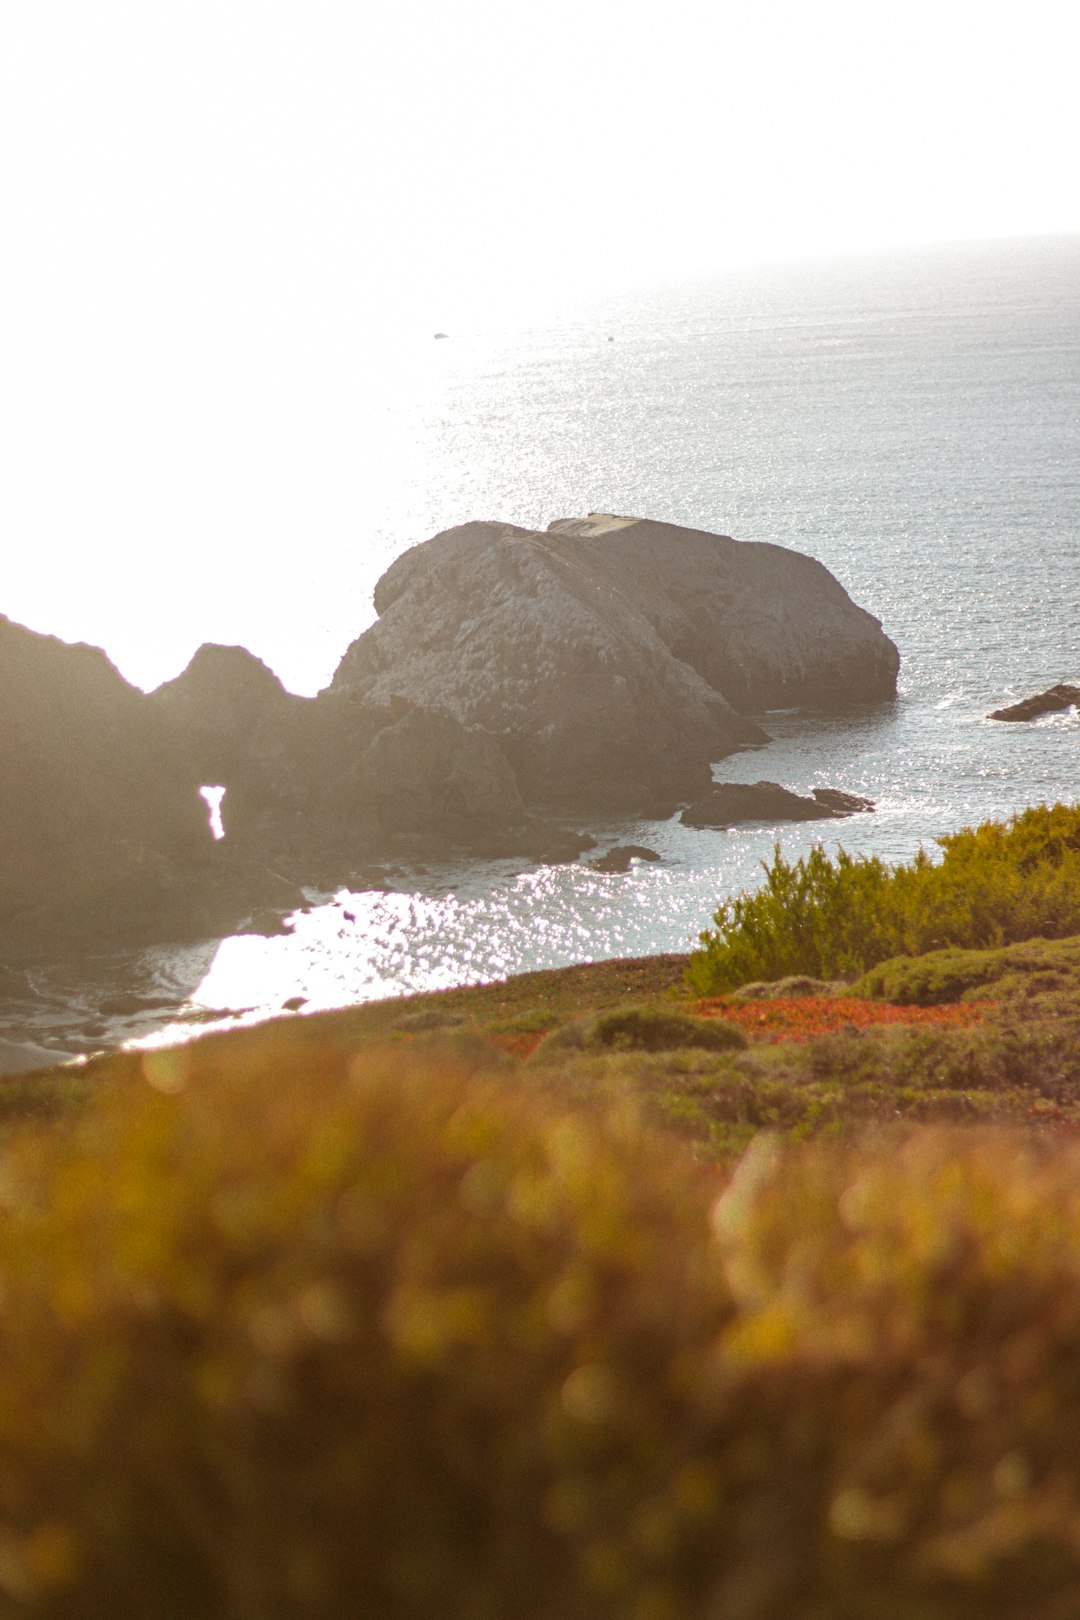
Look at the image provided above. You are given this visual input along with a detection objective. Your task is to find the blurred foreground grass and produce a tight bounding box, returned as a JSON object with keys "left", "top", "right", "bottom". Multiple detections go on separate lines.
{"left": 4, "top": 933, "right": 1080, "bottom": 1615}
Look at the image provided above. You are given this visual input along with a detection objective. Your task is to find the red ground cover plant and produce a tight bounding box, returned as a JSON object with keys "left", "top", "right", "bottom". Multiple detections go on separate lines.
{"left": 487, "top": 1030, "right": 548, "bottom": 1061}
{"left": 693, "top": 994, "right": 992, "bottom": 1044}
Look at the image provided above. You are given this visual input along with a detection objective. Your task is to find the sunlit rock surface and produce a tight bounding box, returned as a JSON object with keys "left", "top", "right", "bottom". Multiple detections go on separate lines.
{"left": 331, "top": 515, "right": 897, "bottom": 809}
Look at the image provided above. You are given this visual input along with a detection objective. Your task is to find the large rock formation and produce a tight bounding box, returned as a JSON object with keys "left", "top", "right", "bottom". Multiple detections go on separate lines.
{"left": 1, "top": 515, "right": 899, "bottom": 962}
{"left": 331, "top": 515, "right": 898, "bottom": 809}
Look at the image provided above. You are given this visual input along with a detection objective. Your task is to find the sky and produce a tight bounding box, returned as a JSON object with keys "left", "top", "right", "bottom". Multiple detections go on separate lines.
{"left": 2, "top": 0, "right": 1077, "bottom": 690}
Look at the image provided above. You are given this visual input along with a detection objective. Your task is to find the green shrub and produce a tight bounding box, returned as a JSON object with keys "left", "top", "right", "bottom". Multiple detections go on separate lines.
{"left": 11, "top": 1048, "right": 1080, "bottom": 1615}
{"left": 688, "top": 802, "right": 1080, "bottom": 994}
{"left": 855, "top": 935, "right": 1080, "bottom": 1006}
{"left": 535, "top": 1003, "right": 748, "bottom": 1057}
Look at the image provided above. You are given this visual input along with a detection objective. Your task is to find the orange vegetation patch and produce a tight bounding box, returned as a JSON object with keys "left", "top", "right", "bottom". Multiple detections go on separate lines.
{"left": 693, "top": 995, "right": 993, "bottom": 1044}
{"left": 485, "top": 1031, "right": 548, "bottom": 1061}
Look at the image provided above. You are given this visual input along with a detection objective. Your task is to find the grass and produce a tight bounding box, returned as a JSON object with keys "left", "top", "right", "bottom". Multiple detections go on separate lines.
{"left": 7, "top": 962, "right": 1080, "bottom": 1614}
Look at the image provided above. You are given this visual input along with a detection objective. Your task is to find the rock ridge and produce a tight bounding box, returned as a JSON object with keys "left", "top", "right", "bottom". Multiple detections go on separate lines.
{"left": 2, "top": 515, "right": 899, "bottom": 962}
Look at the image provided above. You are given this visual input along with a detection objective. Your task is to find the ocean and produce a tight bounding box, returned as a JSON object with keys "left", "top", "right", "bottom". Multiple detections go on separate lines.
{"left": 10, "top": 233, "right": 1080, "bottom": 1058}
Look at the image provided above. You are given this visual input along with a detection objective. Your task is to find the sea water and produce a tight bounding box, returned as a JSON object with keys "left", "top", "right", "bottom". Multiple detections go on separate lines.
{"left": 13, "top": 234, "right": 1080, "bottom": 1053}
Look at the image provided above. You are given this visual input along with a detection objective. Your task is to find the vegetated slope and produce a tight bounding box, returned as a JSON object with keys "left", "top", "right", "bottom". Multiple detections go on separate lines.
{"left": 7, "top": 808, "right": 1080, "bottom": 1613}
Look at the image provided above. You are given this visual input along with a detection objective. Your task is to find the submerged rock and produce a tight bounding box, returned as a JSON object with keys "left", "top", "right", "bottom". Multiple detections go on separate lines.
{"left": 681, "top": 781, "right": 875, "bottom": 828}
{"left": 988, "top": 683, "right": 1080, "bottom": 722}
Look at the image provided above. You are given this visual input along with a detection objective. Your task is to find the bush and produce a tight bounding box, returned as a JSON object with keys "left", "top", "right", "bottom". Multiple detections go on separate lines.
{"left": 535, "top": 1003, "right": 748, "bottom": 1057}
{"left": 854, "top": 935, "right": 1080, "bottom": 1007}
{"left": 9, "top": 1050, "right": 1080, "bottom": 1615}
{"left": 687, "top": 802, "right": 1080, "bottom": 994}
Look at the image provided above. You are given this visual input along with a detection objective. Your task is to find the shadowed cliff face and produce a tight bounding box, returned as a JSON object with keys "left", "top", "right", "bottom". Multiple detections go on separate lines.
{"left": 0, "top": 615, "right": 220, "bottom": 960}
{"left": 332, "top": 515, "right": 898, "bottom": 808}
{"left": 1, "top": 517, "right": 900, "bottom": 962}
{"left": 149, "top": 649, "right": 529, "bottom": 867}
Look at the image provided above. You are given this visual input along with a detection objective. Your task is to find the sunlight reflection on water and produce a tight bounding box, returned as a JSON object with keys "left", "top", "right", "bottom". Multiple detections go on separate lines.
{"left": 144, "top": 694, "right": 1079, "bottom": 1044}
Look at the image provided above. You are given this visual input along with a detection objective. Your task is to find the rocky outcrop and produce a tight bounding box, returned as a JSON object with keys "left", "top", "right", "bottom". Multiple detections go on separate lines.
{"left": 149, "top": 643, "right": 293, "bottom": 783}
{"left": 331, "top": 515, "right": 897, "bottom": 810}
{"left": 149, "top": 649, "right": 579, "bottom": 872}
{"left": 1, "top": 515, "right": 897, "bottom": 962}
{"left": 680, "top": 781, "right": 875, "bottom": 828}
{"left": 545, "top": 515, "right": 900, "bottom": 711}
{"left": 988, "top": 684, "right": 1080, "bottom": 722}
{"left": 0, "top": 613, "right": 226, "bottom": 961}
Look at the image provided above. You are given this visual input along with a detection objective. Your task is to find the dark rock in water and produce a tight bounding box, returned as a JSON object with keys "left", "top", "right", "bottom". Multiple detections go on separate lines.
{"left": 988, "top": 683, "right": 1080, "bottom": 722}
{"left": 282, "top": 995, "right": 307, "bottom": 1011}
{"left": 588, "top": 845, "right": 662, "bottom": 873}
{"left": 681, "top": 781, "right": 875, "bottom": 828}
{"left": 330, "top": 514, "right": 897, "bottom": 814}
{"left": 810, "top": 787, "right": 876, "bottom": 815}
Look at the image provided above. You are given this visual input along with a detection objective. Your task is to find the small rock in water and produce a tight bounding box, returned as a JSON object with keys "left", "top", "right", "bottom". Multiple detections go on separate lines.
{"left": 588, "top": 845, "right": 662, "bottom": 874}
{"left": 282, "top": 996, "right": 307, "bottom": 1012}
{"left": 988, "top": 683, "right": 1080, "bottom": 722}
{"left": 681, "top": 780, "right": 874, "bottom": 829}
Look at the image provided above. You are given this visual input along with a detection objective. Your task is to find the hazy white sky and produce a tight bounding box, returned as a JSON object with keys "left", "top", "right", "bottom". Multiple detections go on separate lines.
{"left": 2, "top": 0, "right": 1077, "bottom": 687}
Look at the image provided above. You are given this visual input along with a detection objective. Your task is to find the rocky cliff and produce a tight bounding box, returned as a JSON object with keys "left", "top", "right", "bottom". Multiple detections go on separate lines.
{"left": 0, "top": 614, "right": 216, "bottom": 960}
{"left": 2, "top": 515, "right": 899, "bottom": 962}
{"left": 331, "top": 515, "right": 898, "bottom": 808}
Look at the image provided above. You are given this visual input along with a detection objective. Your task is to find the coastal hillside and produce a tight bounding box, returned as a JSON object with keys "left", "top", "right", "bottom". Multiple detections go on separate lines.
{"left": 3, "top": 803, "right": 1080, "bottom": 1616}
